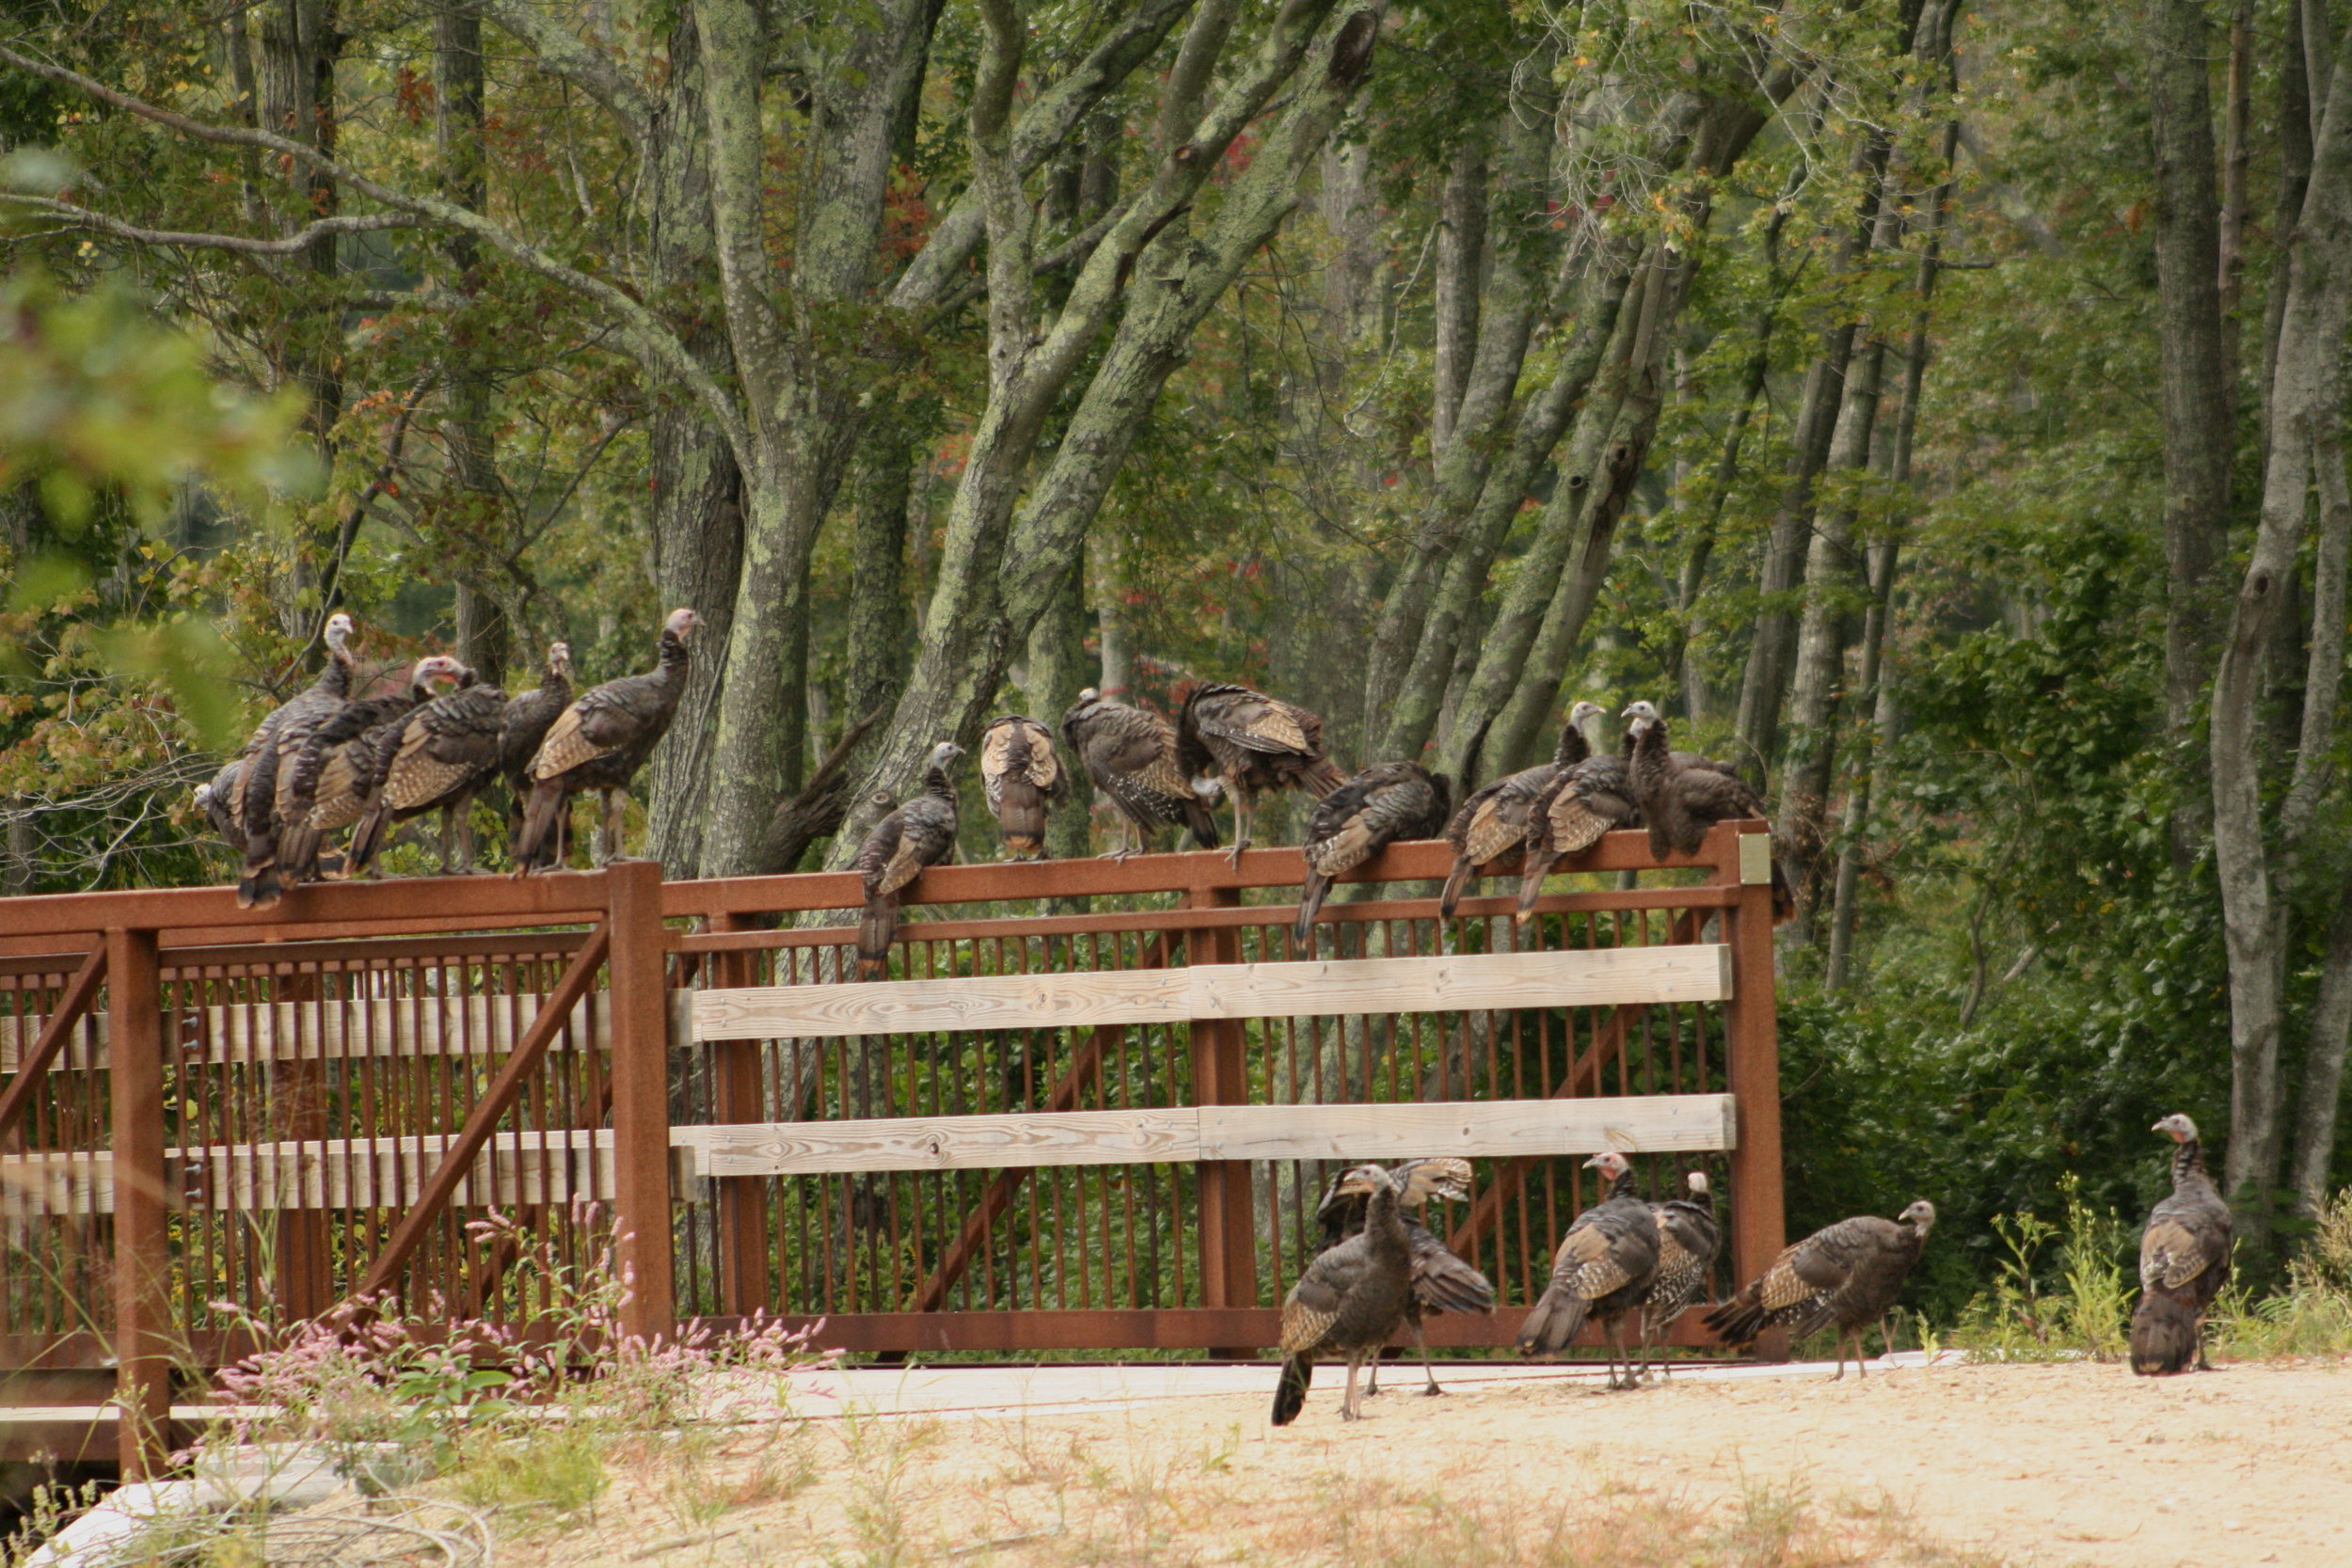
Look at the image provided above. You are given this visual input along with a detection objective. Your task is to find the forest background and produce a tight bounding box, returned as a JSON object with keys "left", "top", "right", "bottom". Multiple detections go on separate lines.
{"left": 4, "top": 0, "right": 2350, "bottom": 1322}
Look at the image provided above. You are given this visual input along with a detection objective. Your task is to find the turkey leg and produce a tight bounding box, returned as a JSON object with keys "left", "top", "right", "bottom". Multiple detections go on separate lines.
{"left": 1226, "top": 786, "right": 1252, "bottom": 869}
{"left": 1413, "top": 1322, "right": 1445, "bottom": 1396}
{"left": 1342, "top": 1354, "right": 1365, "bottom": 1421}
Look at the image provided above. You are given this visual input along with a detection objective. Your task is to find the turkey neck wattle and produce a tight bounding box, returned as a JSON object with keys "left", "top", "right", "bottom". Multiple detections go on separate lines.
{"left": 1629, "top": 717, "right": 1673, "bottom": 795}
{"left": 1363, "top": 1182, "right": 1409, "bottom": 1260}
{"left": 2171, "top": 1136, "right": 2210, "bottom": 1191}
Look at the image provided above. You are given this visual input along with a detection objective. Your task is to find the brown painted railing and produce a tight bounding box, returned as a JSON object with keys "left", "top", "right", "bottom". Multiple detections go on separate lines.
{"left": 0, "top": 820, "right": 1782, "bottom": 1474}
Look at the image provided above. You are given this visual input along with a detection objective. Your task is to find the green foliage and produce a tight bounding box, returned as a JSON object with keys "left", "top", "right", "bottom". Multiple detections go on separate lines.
{"left": 1947, "top": 1174, "right": 2132, "bottom": 1361}
{"left": 2215, "top": 1188, "right": 2352, "bottom": 1359}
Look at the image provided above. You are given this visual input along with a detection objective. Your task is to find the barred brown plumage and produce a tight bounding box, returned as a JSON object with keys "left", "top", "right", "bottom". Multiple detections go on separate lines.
{"left": 1274, "top": 1163, "right": 1417, "bottom": 1424}
{"left": 1175, "top": 680, "right": 1346, "bottom": 868}
{"left": 235, "top": 612, "right": 356, "bottom": 909}
{"left": 1311, "top": 1156, "right": 1491, "bottom": 1397}
{"left": 978, "top": 715, "right": 1069, "bottom": 860}
{"left": 1518, "top": 1148, "right": 1661, "bottom": 1388}
{"left": 347, "top": 665, "right": 509, "bottom": 877}
{"left": 275, "top": 655, "right": 466, "bottom": 892}
{"left": 498, "top": 641, "right": 573, "bottom": 863}
{"left": 1059, "top": 689, "right": 1218, "bottom": 860}
{"left": 1516, "top": 732, "right": 1640, "bottom": 927}
{"left": 2130, "top": 1114, "right": 2232, "bottom": 1375}
{"left": 853, "top": 740, "right": 963, "bottom": 979}
{"left": 1295, "top": 763, "right": 1451, "bottom": 948}
{"left": 1703, "top": 1200, "right": 1935, "bottom": 1379}
{"left": 1439, "top": 699, "right": 1604, "bottom": 921}
{"left": 515, "top": 611, "right": 695, "bottom": 874}
{"left": 1637, "top": 1170, "right": 1721, "bottom": 1382}
{"left": 1623, "top": 699, "right": 1792, "bottom": 921}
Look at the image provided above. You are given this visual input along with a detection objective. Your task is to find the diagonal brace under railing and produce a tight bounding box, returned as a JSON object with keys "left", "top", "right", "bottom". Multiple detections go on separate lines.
{"left": 0, "top": 947, "right": 106, "bottom": 1149}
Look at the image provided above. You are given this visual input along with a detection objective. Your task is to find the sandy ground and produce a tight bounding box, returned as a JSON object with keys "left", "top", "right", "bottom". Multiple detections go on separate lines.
{"left": 398, "top": 1354, "right": 2352, "bottom": 1567}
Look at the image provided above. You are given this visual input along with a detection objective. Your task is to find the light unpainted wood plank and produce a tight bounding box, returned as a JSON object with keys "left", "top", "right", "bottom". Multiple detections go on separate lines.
{"left": 1194, "top": 1095, "right": 1737, "bottom": 1162}
{"left": 0, "top": 993, "right": 694, "bottom": 1070}
{"left": 666, "top": 1092, "right": 1737, "bottom": 1177}
{"left": 673, "top": 1109, "right": 1202, "bottom": 1178}
{"left": 691, "top": 945, "right": 1733, "bottom": 1042}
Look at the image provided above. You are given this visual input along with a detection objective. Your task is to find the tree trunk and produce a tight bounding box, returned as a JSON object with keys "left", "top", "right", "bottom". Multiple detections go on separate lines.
{"left": 1431, "top": 134, "right": 1489, "bottom": 456}
{"left": 2149, "top": 0, "right": 2237, "bottom": 869}
{"left": 2287, "top": 427, "right": 2352, "bottom": 1211}
{"left": 843, "top": 422, "right": 920, "bottom": 742}
{"left": 1023, "top": 554, "right": 1096, "bottom": 869}
{"left": 2209, "top": 45, "right": 2352, "bottom": 1243}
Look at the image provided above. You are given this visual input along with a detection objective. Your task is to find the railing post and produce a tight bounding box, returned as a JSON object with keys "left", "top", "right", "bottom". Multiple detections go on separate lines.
{"left": 606, "top": 862, "right": 675, "bottom": 1342}
{"left": 106, "top": 925, "right": 170, "bottom": 1479}
{"left": 1721, "top": 822, "right": 1788, "bottom": 1359}
{"left": 707, "top": 914, "right": 771, "bottom": 1318}
{"left": 1185, "top": 885, "right": 1257, "bottom": 1356}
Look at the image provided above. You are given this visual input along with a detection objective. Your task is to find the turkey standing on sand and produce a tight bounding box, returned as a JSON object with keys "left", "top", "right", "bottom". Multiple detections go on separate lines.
{"left": 514, "top": 610, "right": 696, "bottom": 873}
{"left": 1295, "top": 763, "right": 1451, "bottom": 947}
{"left": 1059, "top": 689, "right": 1219, "bottom": 860}
{"left": 1176, "top": 680, "right": 1347, "bottom": 869}
{"left": 1636, "top": 1171, "right": 1721, "bottom": 1382}
{"left": 347, "top": 664, "right": 510, "bottom": 877}
{"left": 853, "top": 740, "right": 964, "bottom": 980}
{"left": 1312, "top": 1157, "right": 1493, "bottom": 1397}
{"left": 1703, "top": 1199, "right": 1936, "bottom": 1379}
{"left": 1516, "top": 726, "right": 1641, "bottom": 927}
{"left": 499, "top": 641, "right": 573, "bottom": 861}
{"left": 1438, "top": 699, "right": 1605, "bottom": 920}
{"left": 2130, "top": 1113, "right": 2232, "bottom": 1376}
{"left": 978, "top": 715, "right": 1069, "bottom": 860}
{"left": 275, "top": 656, "right": 466, "bottom": 887}
{"left": 1518, "top": 1149, "right": 1661, "bottom": 1388}
{"left": 1272, "top": 1164, "right": 1416, "bottom": 1424}
{"left": 236, "top": 611, "right": 357, "bottom": 907}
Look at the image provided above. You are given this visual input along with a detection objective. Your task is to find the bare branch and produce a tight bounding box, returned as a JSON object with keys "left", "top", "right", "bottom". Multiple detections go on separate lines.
{"left": 0, "top": 40, "right": 752, "bottom": 468}
{"left": 1, "top": 195, "right": 420, "bottom": 254}
{"left": 480, "top": 0, "right": 655, "bottom": 150}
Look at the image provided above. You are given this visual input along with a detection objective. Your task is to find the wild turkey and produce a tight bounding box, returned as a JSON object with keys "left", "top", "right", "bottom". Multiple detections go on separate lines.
{"left": 1637, "top": 1170, "right": 1721, "bottom": 1381}
{"left": 1622, "top": 700, "right": 1790, "bottom": 918}
{"left": 852, "top": 740, "right": 964, "bottom": 979}
{"left": 273, "top": 656, "right": 466, "bottom": 887}
{"left": 2130, "top": 1113, "right": 2232, "bottom": 1375}
{"left": 1176, "top": 680, "right": 1347, "bottom": 868}
{"left": 1312, "top": 1156, "right": 1492, "bottom": 1396}
{"left": 347, "top": 665, "right": 510, "bottom": 876}
{"left": 1059, "top": 688, "right": 1219, "bottom": 860}
{"left": 1295, "top": 763, "right": 1452, "bottom": 947}
{"left": 196, "top": 758, "right": 246, "bottom": 854}
{"left": 1703, "top": 1199, "right": 1936, "bottom": 1378}
{"left": 235, "top": 611, "right": 357, "bottom": 907}
{"left": 1438, "top": 700, "right": 1604, "bottom": 920}
{"left": 1272, "top": 1164, "right": 1417, "bottom": 1424}
{"left": 1515, "top": 738, "right": 1640, "bottom": 927}
{"left": 978, "top": 715, "right": 1069, "bottom": 860}
{"left": 1518, "top": 1148, "right": 1661, "bottom": 1388}
{"left": 515, "top": 610, "right": 697, "bottom": 873}
{"left": 499, "top": 641, "right": 573, "bottom": 862}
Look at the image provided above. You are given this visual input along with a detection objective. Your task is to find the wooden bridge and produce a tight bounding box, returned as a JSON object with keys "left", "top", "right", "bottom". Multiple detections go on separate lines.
{"left": 0, "top": 822, "right": 1783, "bottom": 1474}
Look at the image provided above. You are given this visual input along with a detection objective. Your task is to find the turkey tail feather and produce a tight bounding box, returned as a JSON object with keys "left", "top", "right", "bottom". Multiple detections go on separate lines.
{"left": 997, "top": 778, "right": 1046, "bottom": 857}
{"left": 236, "top": 848, "right": 279, "bottom": 911}
{"left": 1516, "top": 1286, "right": 1590, "bottom": 1354}
{"left": 1515, "top": 853, "right": 1557, "bottom": 927}
{"left": 1438, "top": 857, "right": 1475, "bottom": 921}
{"left": 1294, "top": 871, "right": 1332, "bottom": 947}
{"left": 2129, "top": 1291, "right": 2201, "bottom": 1376}
{"left": 1302, "top": 759, "right": 1347, "bottom": 799}
{"left": 858, "top": 895, "right": 898, "bottom": 981}
{"left": 1270, "top": 1354, "right": 1312, "bottom": 1426}
{"left": 347, "top": 805, "right": 391, "bottom": 878}
{"left": 1701, "top": 1294, "right": 1767, "bottom": 1349}
{"left": 1183, "top": 799, "right": 1221, "bottom": 850}
{"left": 514, "top": 782, "right": 567, "bottom": 872}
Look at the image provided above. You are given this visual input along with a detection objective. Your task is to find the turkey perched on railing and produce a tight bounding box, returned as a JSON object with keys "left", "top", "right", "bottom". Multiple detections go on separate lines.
{"left": 235, "top": 612, "right": 357, "bottom": 908}
{"left": 2130, "top": 1113, "right": 2232, "bottom": 1376}
{"left": 1704, "top": 1199, "right": 1935, "bottom": 1379}
{"left": 1516, "top": 727, "right": 1640, "bottom": 927}
{"left": 347, "top": 664, "right": 509, "bottom": 877}
{"left": 1273, "top": 1163, "right": 1416, "bottom": 1424}
{"left": 1295, "top": 763, "right": 1451, "bottom": 947}
{"left": 1438, "top": 699, "right": 1604, "bottom": 920}
{"left": 978, "top": 715, "right": 1069, "bottom": 860}
{"left": 515, "top": 610, "right": 696, "bottom": 872}
{"left": 1312, "top": 1156, "right": 1492, "bottom": 1396}
{"left": 197, "top": 759, "right": 246, "bottom": 855}
{"left": 276, "top": 656, "right": 466, "bottom": 888}
{"left": 1637, "top": 1170, "right": 1721, "bottom": 1381}
{"left": 1621, "top": 700, "right": 1790, "bottom": 919}
{"left": 1518, "top": 1148, "right": 1660, "bottom": 1388}
{"left": 853, "top": 740, "right": 964, "bottom": 980}
{"left": 1176, "top": 680, "right": 1346, "bottom": 868}
{"left": 1060, "top": 689, "right": 1218, "bottom": 860}
{"left": 498, "top": 641, "right": 573, "bottom": 862}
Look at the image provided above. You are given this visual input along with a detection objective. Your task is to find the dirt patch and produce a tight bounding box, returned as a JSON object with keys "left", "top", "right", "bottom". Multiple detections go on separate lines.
{"left": 438, "top": 1357, "right": 2352, "bottom": 1567}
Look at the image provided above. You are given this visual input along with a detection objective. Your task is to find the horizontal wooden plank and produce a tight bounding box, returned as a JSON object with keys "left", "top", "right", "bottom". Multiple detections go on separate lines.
{"left": 691, "top": 944, "right": 1732, "bottom": 1042}
{"left": 0, "top": 1131, "right": 625, "bottom": 1217}
{"left": 674, "top": 1108, "right": 1203, "bottom": 1178}
{"left": 1194, "top": 1095, "right": 1738, "bottom": 1161}
{"left": 669, "top": 1093, "right": 1736, "bottom": 1177}
{"left": 0, "top": 991, "right": 694, "bottom": 1071}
